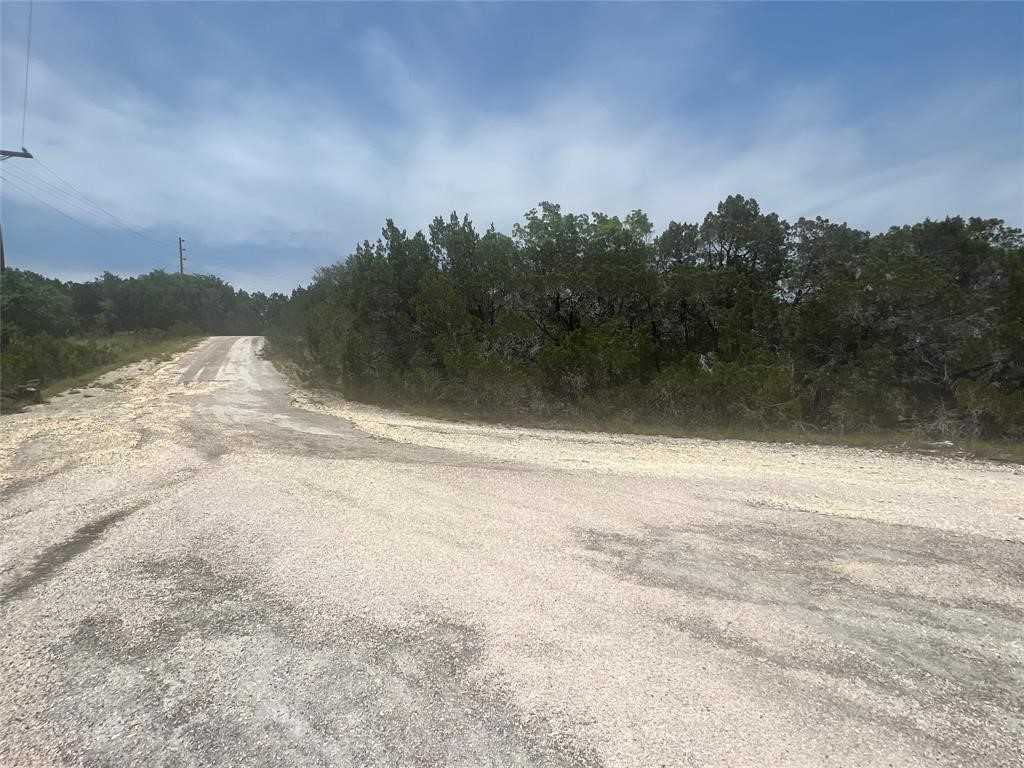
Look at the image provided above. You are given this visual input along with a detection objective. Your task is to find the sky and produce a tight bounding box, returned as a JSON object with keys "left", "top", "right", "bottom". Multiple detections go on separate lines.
{"left": 1, "top": 1, "right": 1022, "bottom": 294}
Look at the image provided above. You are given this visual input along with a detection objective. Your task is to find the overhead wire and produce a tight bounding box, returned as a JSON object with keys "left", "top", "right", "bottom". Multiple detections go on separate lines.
{"left": 1, "top": 175, "right": 171, "bottom": 273}
{"left": 3, "top": 170, "right": 283, "bottom": 288}
{"left": 1, "top": 164, "right": 138, "bottom": 233}
{"left": 1, "top": 2, "right": 202, "bottom": 276}
{"left": 0, "top": 174, "right": 103, "bottom": 232}
{"left": 7, "top": 162, "right": 158, "bottom": 241}
{"left": 31, "top": 155, "right": 154, "bottom": 238}
{"left": 21, "top": 0, "right": 34, "bottom": 148}
{"left": 2, "top": 163, "right": 83, "bottom": 201}
{"left": 3, "top": 171, "right": 286, "bottom": 289}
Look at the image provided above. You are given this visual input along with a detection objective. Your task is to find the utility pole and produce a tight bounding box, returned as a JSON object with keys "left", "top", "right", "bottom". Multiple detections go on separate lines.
{"left": 0, "top": 147, "right": 34, "bottom": 271}
{"left": 178, "top": 236, "right": 186, "bottom": 278}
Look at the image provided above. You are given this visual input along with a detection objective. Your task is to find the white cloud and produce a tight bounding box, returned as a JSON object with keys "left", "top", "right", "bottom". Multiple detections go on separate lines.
{"left": 2, "top": 28, "right": 1021, "bottom": 279}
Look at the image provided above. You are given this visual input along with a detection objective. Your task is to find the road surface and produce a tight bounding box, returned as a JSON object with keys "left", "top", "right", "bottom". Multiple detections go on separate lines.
{"left": 2, "top": 336, "right": 1022, "bottom": 767}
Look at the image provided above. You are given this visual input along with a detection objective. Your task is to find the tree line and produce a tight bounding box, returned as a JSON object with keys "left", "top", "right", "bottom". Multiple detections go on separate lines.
{"left": 270, "top": 196, "right": 1023, "bottom": 440}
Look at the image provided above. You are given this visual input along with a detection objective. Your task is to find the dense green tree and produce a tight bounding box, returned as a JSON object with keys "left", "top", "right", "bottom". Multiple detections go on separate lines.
{"left": 1, "top": 269, "right": 80, "bottom": 345}
{"left": 284, "top": 198, "right": 1022, "bottom": 440}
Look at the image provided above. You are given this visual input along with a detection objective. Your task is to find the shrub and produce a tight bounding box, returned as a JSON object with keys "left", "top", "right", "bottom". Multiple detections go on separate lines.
{"left": 956, "top": 380, "right": 1024, "bottom": 440}
{"left": 0, "top": 333, "right": 114, "bottom": 389}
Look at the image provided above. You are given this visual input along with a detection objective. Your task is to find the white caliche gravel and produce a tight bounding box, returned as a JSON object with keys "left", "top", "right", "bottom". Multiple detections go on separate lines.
{"left": 2, "top": 336, "right": 1022, "bottom": 768}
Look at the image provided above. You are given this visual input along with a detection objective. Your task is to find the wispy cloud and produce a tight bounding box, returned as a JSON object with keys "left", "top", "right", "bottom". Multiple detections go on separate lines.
{"left": 2, "top": 21, "right": 1021, "bottom": 277}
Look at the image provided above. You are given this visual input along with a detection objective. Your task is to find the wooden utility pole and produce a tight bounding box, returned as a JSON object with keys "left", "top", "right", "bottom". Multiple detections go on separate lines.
{"left": 178, "top": 236, "right": 186, "bottom": 278}
{"left": 0, "top": 147, "right": 34, "bottom": 271}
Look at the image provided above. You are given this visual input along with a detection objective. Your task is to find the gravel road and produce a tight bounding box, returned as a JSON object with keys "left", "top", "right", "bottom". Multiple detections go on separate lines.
{"left": 2, "top": 335, "right": 1022, "bottom": 767}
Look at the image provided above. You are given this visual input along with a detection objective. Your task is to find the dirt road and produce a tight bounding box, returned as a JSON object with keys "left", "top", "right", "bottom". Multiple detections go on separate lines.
{"left": 2, "top": 336, "right": 1022, "bottom": 767}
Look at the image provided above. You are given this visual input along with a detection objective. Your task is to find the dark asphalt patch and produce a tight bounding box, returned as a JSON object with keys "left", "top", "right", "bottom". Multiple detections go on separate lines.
{"left": 578, "top": 519, "right": 1024, "bottom": 766}
{"left": 0, "top": 461, "right": 81, "bottom": 507}
{"left": 38, "top": 555, "right": 601, "bottom": 768}
{"left": 0, "top": 502, "right": 146, "bottom": 604}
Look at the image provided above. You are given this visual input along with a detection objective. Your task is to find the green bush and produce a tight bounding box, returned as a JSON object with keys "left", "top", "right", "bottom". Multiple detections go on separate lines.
{"left": 956, "top": 381, "right": 1024, "bottom": 440}
{"left": 650, "top": 357, "right": 799, "bottom": 427}
{"left": 0, "top": 333, "right": 114, "bottom": 389}
{"left": 540, "top": 320, "right": 656, "bottom": 399}
{"left": 167, "top": 321, "right": 201, "bottom": 338}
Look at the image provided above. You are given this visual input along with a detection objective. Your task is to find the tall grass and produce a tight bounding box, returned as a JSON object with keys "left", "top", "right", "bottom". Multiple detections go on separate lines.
{"left": 1, "top": 332, "right": 201, "bottom": 412}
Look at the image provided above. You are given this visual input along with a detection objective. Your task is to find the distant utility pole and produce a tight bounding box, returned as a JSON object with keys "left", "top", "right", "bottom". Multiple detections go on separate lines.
{"left": 0, "top": 146, "right": 34, "bottom": 271}
{"left": 178, "top": 236, "right": 186, "bottom": 278}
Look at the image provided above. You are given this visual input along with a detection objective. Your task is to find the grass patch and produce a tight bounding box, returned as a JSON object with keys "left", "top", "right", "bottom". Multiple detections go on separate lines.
{"left": 1, "top": 333, "right": 202, "bottom": 413}
{"left": 39, "top": 335, "right": 202, "bottom": 398}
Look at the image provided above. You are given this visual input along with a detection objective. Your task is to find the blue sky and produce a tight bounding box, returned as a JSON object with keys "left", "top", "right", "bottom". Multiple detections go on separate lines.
{"left": 1, "top": 1, "right": 1021, "bottom": 294}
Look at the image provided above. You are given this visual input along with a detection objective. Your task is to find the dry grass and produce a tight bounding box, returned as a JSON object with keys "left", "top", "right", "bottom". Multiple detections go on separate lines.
{"left": 37, "top": 335, "right": 202, "bottom": 399}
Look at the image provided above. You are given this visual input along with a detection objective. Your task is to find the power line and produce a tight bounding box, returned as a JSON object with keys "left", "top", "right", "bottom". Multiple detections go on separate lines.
{"left": 3, "top": 163, "right": 155, "bottom": 239}
{"left": 2, "top": 164, "right": 82, "bottom": 202}
{"left": 1, "top": 165, "right": 130, "bottom": 231}
{"left": 1, "top": 175, "right": 174, "bottom": 273}
{"left": 31, "top": 155, "right": 152, "bottom": 237}
{"left": 12, "top": 158, "right": 293, "bottom": 288}
{"left": 21, "top": 0, "right": 34, "bottom": 148}
{"left": 0, "top": 174, "right": 104, "bottom": 232}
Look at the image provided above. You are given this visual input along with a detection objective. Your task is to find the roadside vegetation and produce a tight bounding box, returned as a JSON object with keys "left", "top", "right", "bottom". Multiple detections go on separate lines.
{"left": 5, "top": 195, "right": 1021, "bottom": 458}
{"left": 266, "top": 195, "right": 1023, "bottom": 456}
{"left": 31, "top": 333, "right": 202, "bottom": 399}
{"left": 1, "top": 267, "right": 286, "bottom": 411}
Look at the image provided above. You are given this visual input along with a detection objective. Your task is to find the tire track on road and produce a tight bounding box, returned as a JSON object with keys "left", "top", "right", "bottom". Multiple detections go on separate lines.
{"left": 0, "top": 501, "right": 148, "bottom": 604}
